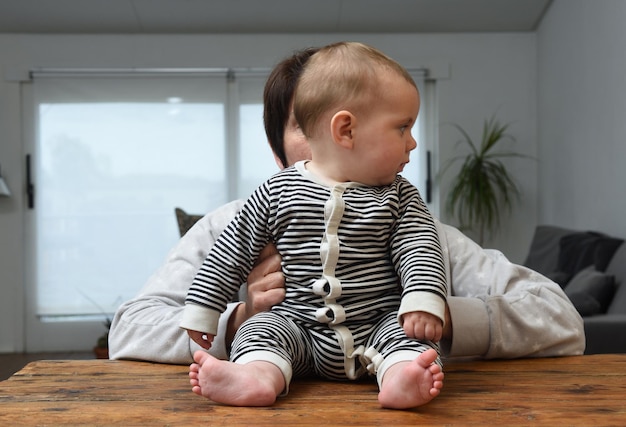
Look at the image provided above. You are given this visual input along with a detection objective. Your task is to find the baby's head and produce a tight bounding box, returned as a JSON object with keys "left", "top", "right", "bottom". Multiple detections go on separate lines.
{"left": 293, "top": 41, "right": 417, "bottom": 140}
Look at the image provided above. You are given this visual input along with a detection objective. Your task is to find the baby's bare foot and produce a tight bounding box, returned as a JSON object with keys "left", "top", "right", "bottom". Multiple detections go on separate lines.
{"left": 378, "top": 348, "right": 444, "bottom": 409}
{"left": 189, "top": 350, "right": 284, "bottom": 406}
{"left": 188, "top": 361, "right": 203, "bottom": 395}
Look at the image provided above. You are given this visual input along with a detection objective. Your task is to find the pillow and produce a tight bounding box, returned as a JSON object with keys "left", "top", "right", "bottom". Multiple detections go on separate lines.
{"left": 594, "top": 238, "right": 624, "bottom": 272}
{"left": 545, "top": 271, "right": 570, "bottom": 288}
{"left": 556, "top": 232, "right": 623, "bottom": 285}
{"left": 565, "top": 292, "right": 602, "bottom": 317}
{"left": 174, "top": 207, "right": 204, "bottom": 236}
{"left": 557, "top": 232, "right": 603, "bottom": 280}
{"left": 523, "top": 225, "right": 574, "bottom": 276}
{"left": 564, "top": 267, "right": 616, "bottom": 315}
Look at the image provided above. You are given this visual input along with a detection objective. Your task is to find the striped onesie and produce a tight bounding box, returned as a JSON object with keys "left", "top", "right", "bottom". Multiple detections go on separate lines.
{"left": 181, "top": 160, "right": 447, "bottom": 387}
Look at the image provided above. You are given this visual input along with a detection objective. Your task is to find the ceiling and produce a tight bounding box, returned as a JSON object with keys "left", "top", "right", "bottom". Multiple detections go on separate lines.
{"left": 0, "top": 0, "right": 552, "bottom": 34}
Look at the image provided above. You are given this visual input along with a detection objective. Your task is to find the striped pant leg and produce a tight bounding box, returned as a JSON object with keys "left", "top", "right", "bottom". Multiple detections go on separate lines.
{"left": 363, "top": 310, "right": 442, "bottom": 387}
{"left": 230, "top": 311, "right": 314, "bottom": 390}
{"left": 307, "top": 324, "right": 360, "bottom": 380}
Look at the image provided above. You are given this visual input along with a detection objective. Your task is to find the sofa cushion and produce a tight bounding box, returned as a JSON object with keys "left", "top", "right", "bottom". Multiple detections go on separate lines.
{"left": 605, "top": 242, "right": 626, "bottom": 315}
{"left": 551, "top": 232, "right": 623, "bottom": 286}
{"left": 545, "top": 271, "right": 570, "bottom": 288}
{"left": 524, "top": 225, "right": 574, "bottom": 276}
{"left": 567, "top": 292, "right": 602, "bottom": 317}
{"left": 557, "top": 232, "right": 606, "bottom": 282}
{"left": 564, "top": 267, "right": 616, "bottom": 315}
{"left": 606, "top": 283, "right": 626, "bottom": 315}
{"left": 594, "top": 237, "right": 624, "bottom": 272}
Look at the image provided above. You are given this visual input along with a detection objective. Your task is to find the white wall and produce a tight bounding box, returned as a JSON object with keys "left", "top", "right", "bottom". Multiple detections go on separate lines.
{"left": 537, "top": 0, "right": 626, "bottom": 237}
{"left": 0, "top": 32, "right": 538, "bottom": 352}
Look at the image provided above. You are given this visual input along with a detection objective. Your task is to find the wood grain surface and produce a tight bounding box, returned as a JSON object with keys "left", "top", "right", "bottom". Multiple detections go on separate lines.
{"left": 0, "top": 354, "right": 624, "bottom": 426}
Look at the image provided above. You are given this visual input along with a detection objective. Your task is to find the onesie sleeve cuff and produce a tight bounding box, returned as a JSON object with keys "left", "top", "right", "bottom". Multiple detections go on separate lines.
{"left": 179, "top": 303, "right": 220, "bottom": 336}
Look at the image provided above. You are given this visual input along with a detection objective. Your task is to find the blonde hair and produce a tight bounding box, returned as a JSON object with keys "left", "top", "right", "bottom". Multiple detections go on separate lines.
{"left": 293, "top": 41, "right": 416, "bottom": 138}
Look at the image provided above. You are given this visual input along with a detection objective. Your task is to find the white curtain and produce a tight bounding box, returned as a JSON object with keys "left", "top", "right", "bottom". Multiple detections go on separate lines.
{"left": 23, "top": 70, "right": 269, "bottom": 350}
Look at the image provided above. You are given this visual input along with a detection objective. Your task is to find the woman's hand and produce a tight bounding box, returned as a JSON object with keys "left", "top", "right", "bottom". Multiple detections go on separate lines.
{"left": 245, "top": 243, "right": 286, "bottom": 318}
{"left": 226, "top": 243, "right": 285, "bottom": 345}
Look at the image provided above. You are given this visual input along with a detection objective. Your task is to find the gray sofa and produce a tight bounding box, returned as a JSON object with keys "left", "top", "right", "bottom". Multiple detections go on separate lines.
{"left": 524, "top": 225, "right": 626, "bottom": 354}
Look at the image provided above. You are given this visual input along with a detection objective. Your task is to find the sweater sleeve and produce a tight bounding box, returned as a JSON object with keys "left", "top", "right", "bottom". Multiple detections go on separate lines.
{"left": 108, "top": 200, "right": 245, "bottom": 364}
{"left": 436, "top": 220, "right": 586, "bottom": 359}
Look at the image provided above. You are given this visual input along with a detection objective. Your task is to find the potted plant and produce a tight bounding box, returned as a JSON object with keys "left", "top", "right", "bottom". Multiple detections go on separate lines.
{"left": 80, "top": 292, "right": 118, "bottom": 359}
{"left": 440, "top": 115, "right": 530, "bottom": 246}
{"left": 93, "top": 317, "right": 111, "bottom": 359}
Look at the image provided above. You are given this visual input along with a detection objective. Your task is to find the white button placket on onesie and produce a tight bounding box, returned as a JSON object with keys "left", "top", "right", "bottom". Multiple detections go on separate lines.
{"left": 313, "top": 183, "right": 367, "bottom": 380}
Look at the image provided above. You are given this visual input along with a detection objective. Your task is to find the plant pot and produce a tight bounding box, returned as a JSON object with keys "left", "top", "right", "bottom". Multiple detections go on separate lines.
{"left": 93, "top": 346, "right": 109, "bottom": 359}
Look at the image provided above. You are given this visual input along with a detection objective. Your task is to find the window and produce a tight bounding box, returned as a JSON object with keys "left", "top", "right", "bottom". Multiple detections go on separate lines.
{"left": 23, "top": 70, "right": 272, "bottom": 350}
{"left": 401, "top": 71, "right": 435, "bottom": 211}
{"left": 22, "top": 68, "right": 435, "bottom": 351}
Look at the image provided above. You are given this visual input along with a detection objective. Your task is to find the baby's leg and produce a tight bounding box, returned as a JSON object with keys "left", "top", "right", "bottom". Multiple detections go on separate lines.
{"left": 189, "top": 350, "right": 285, "bottom": 406}
{"left": 377, "top": 348, "right": 444, "bottom": 409}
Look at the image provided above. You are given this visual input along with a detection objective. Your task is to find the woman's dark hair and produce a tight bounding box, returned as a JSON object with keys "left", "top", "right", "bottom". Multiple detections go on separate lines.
{"left": 263, "top": 47, "right": 319, "bottom": 168}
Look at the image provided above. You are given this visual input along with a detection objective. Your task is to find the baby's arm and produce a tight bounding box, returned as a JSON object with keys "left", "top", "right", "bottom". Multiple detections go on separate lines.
{"left": 402, "top": 311, "right": 443, "bottom": 342}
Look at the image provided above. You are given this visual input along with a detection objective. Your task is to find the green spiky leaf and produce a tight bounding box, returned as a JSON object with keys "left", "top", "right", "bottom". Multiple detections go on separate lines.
{"left": 440, "top": 115, "right": 532, "bottom": 245}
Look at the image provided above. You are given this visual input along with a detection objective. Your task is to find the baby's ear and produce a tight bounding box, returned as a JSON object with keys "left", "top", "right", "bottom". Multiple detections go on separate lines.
{"left": 330, "top": 110, "right": 355, "bottom": 150}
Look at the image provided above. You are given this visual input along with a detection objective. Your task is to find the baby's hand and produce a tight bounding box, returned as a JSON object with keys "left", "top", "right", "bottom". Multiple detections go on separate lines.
{"left": 186, "top": 329, "right": 215, "bottom": 350}
{"left": 402, "top": 311, "right": 443, "bottom": 342}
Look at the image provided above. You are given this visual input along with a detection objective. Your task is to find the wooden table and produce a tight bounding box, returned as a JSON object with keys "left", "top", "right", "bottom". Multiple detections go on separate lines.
{"left": 0, "top": 355, "right": 624, "bottom": 426}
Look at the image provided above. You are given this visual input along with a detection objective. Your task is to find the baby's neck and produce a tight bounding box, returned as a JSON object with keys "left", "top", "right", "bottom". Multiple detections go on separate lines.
{"left": 297, "top": 160, "right": 346, "bottom": 187}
